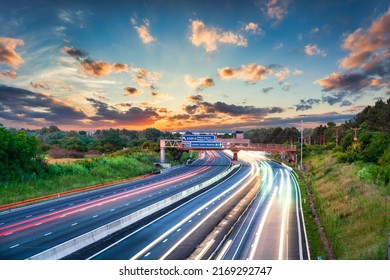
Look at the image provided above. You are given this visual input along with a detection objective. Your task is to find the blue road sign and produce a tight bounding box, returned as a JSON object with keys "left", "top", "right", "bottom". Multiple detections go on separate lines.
{"left": 190, "top": 141, "right": 223, "bottom": 148}
{"left": 182, "top": 135, "right": 215, "bottom": 142}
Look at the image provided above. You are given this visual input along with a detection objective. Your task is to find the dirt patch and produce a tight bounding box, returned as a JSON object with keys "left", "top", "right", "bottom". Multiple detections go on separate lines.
{"left": 46, "top": 158, "right": 85, "bottom": 164}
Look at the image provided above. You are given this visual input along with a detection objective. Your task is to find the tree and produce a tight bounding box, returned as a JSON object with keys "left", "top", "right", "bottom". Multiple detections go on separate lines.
{"left": 144, "top": 128, "right": 161, "bottom": 142}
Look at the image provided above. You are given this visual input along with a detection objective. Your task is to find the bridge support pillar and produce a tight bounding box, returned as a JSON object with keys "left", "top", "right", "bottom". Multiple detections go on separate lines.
{"left": 160, "top": 140, "right": 166, "bottom": 163}
{"left": 231, "top": 150, "right": 240, "bottom": 164}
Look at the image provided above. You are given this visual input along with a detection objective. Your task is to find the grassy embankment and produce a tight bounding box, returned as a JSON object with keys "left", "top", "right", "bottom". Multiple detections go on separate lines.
{"left": 297, "top": 152, "right": 389, "bottom": 259}
{"left": 0, "top": 150, "right": 197, "bottom": 206}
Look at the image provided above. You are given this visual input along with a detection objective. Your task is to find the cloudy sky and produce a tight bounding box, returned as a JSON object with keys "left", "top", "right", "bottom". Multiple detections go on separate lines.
{"left": 0, "top": 0, "right": 389, "bottom": 131}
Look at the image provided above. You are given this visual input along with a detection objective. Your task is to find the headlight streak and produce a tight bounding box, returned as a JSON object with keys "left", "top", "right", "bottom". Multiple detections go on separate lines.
{"left": 225, "top": 160, "right": 275, "bottom": 260}
{"left": 278, "top": 169, "right": 291, "bottom": 260}
{"left": 0, "top": 154, "right": 225, "bottom": 237}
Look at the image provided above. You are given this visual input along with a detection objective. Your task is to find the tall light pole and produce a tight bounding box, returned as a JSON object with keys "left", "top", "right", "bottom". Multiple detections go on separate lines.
{"left": 300, "top": 120, "right": 303, "bottom": 170}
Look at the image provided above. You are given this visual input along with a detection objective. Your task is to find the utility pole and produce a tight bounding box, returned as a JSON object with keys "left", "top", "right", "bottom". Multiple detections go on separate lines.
{"left": 351, "top": 127, "right": 359, "bottom": 141}
{"left": 300, "top": 120, "right": 303, "bottom": 170}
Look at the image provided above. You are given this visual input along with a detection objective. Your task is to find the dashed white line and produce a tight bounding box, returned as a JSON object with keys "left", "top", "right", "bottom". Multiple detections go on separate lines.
{"left": 4, "top": 232, "right": 13, "bottom": 236}
{"left": 163, "top": 239, "right": 168, "bottom": 243}
{"left": 125, "top": 203, "right": 129, "bottom": 206}
{"left": 93, "top": 215, "right": 98, "bottom": 218}
{"left": 49, "top": 209, "right": 55, "bottom": 212}
{"left": 145, "top": 252, "right": 151, "bottom": 257}
{"left": 188, "top": 220, "right": 192, "bottom": 223}
{"left": 10, "top": 244, "right": 19, "bottom": 249}
{"left": 71, "top": 223, "right": 78, "bottom": 226}
{"left": 137, "top": 199, "right": 142, "bottom": 202}
{"left": 25, "top": 215, "right": 32, "bottom": 218}
{"left": 177, "top": 228, "right": 181, "bottom": 232}
{"left": 110, "top": 209, "right": 115, "bottom": 212}
{"left": 34, "top": 223, "right": 42, "bottom": 226}
{"left": 44, "top": 232, "right": 52, "bottom": 236}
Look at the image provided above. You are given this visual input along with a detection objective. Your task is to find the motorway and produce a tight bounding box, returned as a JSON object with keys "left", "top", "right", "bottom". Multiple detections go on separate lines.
{"left": 0, "top": 150, "right": 231, "bottom": 260}
{"left": 89, "top": 152, "right": 259, "bottom": 260}
{"left": 213, "top": 151, "right": 310, "bottom": 260}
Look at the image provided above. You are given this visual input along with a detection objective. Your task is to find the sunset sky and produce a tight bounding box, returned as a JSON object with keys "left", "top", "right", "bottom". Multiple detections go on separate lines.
{"left": 0, "top": 0, "right": 389, "bottom": 131}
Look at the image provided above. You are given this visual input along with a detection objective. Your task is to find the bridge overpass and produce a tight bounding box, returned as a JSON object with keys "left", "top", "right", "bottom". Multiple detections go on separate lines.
{"left": 159, "top": 135, "right": 297, "bottom": 164}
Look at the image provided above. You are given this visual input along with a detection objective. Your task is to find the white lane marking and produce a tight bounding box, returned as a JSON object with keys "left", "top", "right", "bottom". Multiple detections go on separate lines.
{"left": 177, "top": 228, "right": 181, "bottom": 232}
{"left": 68, "top": 203, "right": 74, "bottom": 206}
{"left": 188, "top": 220, "right": 192, "bottom": 223}
{"left": 93, "top": 215, "right": 98, "bottom": 218}
{"left": 34, "top": 223, "right": 42, "bottom": 226}
{"left": 10, "top": 244, "right": 19, "bottom": 249}
{"left": 49, "top": 209, "right": 55, "bottom": 212}
{"left": 25, "top": 215, "right": 32, "bottom": 218}
{"left": 4, "top": 232, "right": 13, "bottom": 236}
{"left": 137, "top": 199, "right": 142, "bottom": 202}
{"left": 110, "top": 209, "right": 115, "bottom": 212}
{"left": 163, "top": 239, "right": 168, "bottom": 243}
{"left": 125, "top": 203, "right": 129, "bottom": 206}
{"left": 0, "top": 222, "right": 4, "bottom": 226}
{"left": 71, "top": 223, "right": 78, "bottom": 226}
{"left": 44, "top": 232, "right": 52, "bottom": 236}
{"left": 144, "top": 252, "right": 151, "bottom": 257}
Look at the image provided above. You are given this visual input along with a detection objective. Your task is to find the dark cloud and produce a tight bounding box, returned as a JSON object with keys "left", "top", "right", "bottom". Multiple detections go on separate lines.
{"left": 183, "top": 100, "right": 283, "bottom": 117}
{"left": 186, "top": 94, "right": 204, "bottom": 103}
{"left": 261, "top": 87, "right": 274, "bottom": 93}
{"left": 295, "top": 98, "right": 320, "bottom": 111}
{"left": 0, "top": 84, "right": 87, "bottom": 126}
{"left": 87, "top": 98, "right": 160, "bottom": 126}
{"left": 123, "top": 86, "right": 140, "bottom": 96}
{"left": 63, "top": 46, "right": 128, "bottom": 78}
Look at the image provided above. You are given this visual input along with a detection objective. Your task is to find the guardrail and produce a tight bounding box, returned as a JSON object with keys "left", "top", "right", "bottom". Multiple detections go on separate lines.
{"left": 26, "top": 163, "right": 240, "bottom": 260}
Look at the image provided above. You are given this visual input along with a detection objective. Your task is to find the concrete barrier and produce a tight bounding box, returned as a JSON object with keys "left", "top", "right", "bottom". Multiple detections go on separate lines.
{"left": 27, "top": 164, "right": 239, "bottom": 260}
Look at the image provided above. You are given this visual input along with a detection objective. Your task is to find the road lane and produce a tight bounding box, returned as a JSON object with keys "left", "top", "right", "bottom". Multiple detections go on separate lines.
{"left": 89, "top": 153, "right": 260, "bottom": 260}
{"left": 216, "top": 153, "right": 310, "bottom": 260}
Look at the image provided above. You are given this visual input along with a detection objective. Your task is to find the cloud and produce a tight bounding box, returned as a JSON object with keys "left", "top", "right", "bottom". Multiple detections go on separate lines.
{"left": 63, "top": 46, "right": 128, "bottom": 78}
{"left": 184, "top": 74, "right": 215, "bottom": 91}
{"left": 189, "top": 20, "right": 247, "bottom": 52}
{"left": 304, "top": 44, "right": 326, "bottom": 56}
{"left": 58, "top": 9, "right": 90, "bottom": 27}
{"left": 244, "top": 22, "right": 262, "bottom": 34}
{"left": 340, "top": 8, "right": 390, "bottom": 70}
{"left": 87, "top": 98, "right": 160, "bottom": 126}
{"left": 259, "top": 0, "right": 290, "bottom": 25}
{"left": 295, "top": 98, "right": 320, "bottom": 111}
{"left": 183, "top": 100, "right": 283, "bottom": 117}
{"left": 0, "top": 37, "right": 24, "bottom": 69}
{"left": 186, "top": 94, "right": 204, "bottom": 103}
{"left": 317, "top": 8, "right": 390, "bottom": 100}
{"left": 130, "top": 18, "right": 155, "bottom": 44}
{"left": 218, "top": 64, "right": 275, "bottom": 83}
{"left": 123, "top": 86, "right": 141, "bottom": 96}
{"left": 0, "top": 84, "right": 87, "bottom": 126}
{"left": 217, "top": 67, "right": 237, "bottom": 79}
{"left": 0, "top": 70, "right": 17, "bottom": 79}
{"left": 316, "top": 72, "right": 373, "bottom": 92}
{"left": 262, "top": 87, "right": 274, "bottom": 93}
{"left": 132, "top": 67, "right": 160, "bottom": 89}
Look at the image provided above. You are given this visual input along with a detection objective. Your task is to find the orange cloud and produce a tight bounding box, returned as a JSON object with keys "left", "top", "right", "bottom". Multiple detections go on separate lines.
{"left": 0, "top": 70, "right": 17, "bottom": 79}
{"left": 123, "top": 86, "right": 141, "bottom": 96}
{"left": 0, "top": 37, "right": 24, "bottom": 69}
{"left": 217, "top": 67, "right": 237, "bottom": 79}
{"left": 184, "top": 74, "right": 215, "bottom": 91}
{"left": 131, "top": 18, "right": 155, "bottom": 44}
{"left": 340, "top": 8, "right": 390, "bottom": 70}
{"left": 190, "top": 20, "right": 247, "bottom": 52}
